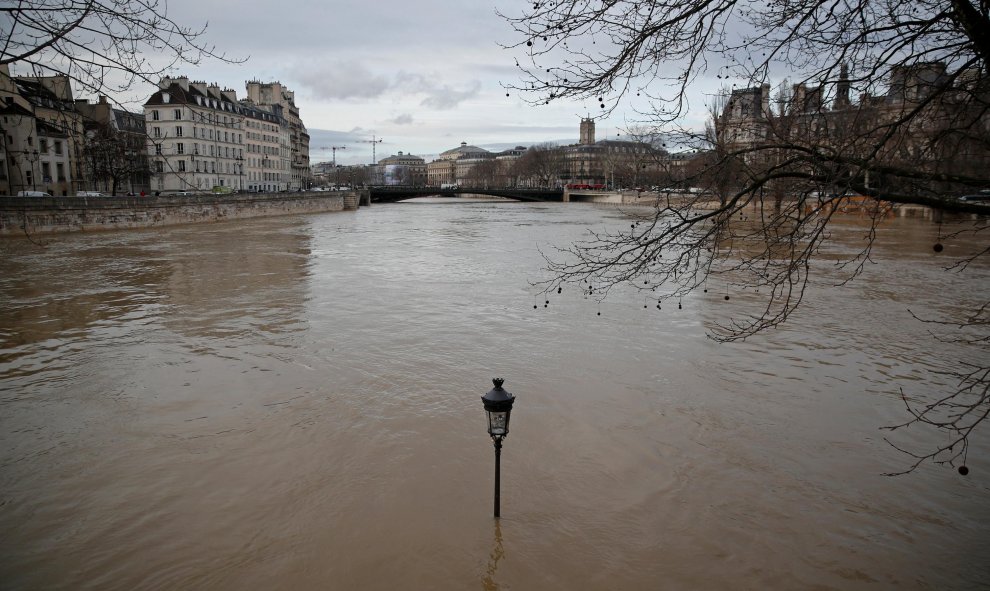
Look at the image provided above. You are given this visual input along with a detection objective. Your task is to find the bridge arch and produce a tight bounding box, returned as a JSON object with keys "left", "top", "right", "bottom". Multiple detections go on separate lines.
{"left": 368, "top": 186, "right": 564, "bottom": 203}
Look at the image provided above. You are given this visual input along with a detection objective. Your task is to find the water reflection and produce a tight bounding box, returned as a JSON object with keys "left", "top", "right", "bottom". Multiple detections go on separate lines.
{"left": 481, "top": 520, "right": 504, "bottom": 591}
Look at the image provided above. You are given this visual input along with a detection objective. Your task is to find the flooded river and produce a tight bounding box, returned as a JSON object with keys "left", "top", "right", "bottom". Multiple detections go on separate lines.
{"left": 1, "top": 200, "right": 988, "bottom": 589}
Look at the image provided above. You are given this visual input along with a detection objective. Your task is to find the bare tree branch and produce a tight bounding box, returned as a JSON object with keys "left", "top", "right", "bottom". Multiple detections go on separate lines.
{"left": 504, "top": 0, "right": 990, "bottom": 475}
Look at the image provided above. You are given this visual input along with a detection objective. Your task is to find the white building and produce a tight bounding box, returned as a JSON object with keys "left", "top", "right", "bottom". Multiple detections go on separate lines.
{"left": 240, "top": 99, "right": 290, "bottom": 192}
{"left": 245, "top": 81, "right": 309, "bottom": 189}
{"left": 144, "top": 77, "right": 246, "bottom": 193}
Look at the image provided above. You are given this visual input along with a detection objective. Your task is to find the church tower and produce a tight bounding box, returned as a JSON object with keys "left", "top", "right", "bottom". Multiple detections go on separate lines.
{"left": 580, "top": 117, "right": 596, "bottom": 145}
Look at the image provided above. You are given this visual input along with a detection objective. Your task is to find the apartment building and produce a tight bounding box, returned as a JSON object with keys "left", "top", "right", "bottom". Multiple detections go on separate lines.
{"left": 0, "top": 67, "right": 82, "bottom": 195}
{"left": 245, "top": 81, "right": 310, "bottom": 189}
{"left": 240, "top": 99, "right": 290, "bottom": 192}
{"left": 144, "top": 77, "right": 246, "bottom": 193}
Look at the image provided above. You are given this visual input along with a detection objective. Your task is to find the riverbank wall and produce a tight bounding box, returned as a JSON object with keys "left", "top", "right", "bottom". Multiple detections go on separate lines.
{"left": 0, "top": 190, "right": 365, "bottom": 236}
{"left": 564, "top": 190, "right": 659, "bottom": 205}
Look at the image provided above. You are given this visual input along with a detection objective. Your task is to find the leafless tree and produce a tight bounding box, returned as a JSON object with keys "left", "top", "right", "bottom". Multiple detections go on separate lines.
{"left": 464, "top": 159, "right": 499, "bottom": 188}
{"left": 83, "top": 120, "right": 150, "bottom": 195}
{"left": 511, "top": 142, "right": 567, "bottom": 187}
{"left": 501, "top": 0, "right": 990, "bottom": 474}
{"left": 1, "top": 0, "right": 242, "bottom": 100}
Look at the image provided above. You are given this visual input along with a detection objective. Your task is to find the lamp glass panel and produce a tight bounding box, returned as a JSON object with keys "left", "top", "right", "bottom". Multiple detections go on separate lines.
{"left": 487, "top": 410, "right": 509, "bottom": 436}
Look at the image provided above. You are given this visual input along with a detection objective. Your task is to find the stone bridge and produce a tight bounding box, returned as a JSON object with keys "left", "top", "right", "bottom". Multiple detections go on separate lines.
{"left": 368, "top": 186, "right": 565, "bottom": 203}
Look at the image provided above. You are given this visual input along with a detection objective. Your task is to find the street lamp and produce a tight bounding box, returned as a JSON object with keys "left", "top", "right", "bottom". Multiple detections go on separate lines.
{"left": 25, "top": 149, "right": 39, "bottom": 191}
{"left": 481, "top": 377, "right": 516, "bottom": 518}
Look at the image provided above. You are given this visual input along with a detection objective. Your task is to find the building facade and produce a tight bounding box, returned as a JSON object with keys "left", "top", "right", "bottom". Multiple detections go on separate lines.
{"left": 240, "top": 99, "right": 290, "bottom": 192}
{"left": 424, "top": 142, "right": 493, "bottom": 186}
{"left": 713, "top": 62, "right": 990, "bottom": 195}
{"left": 0, "top": 68, "right": 83, "bottom": 196}
{"left": 76, "top": 95, "right": 151, "bottom": 195}
{"left": 245, "top": 81, "right": 310, "bottom": 190}
{"left": 144, "top": 77, "right": 246, "bottom": 193}
{"left": 375, "top": 152, "right": 427, "bottom": 186}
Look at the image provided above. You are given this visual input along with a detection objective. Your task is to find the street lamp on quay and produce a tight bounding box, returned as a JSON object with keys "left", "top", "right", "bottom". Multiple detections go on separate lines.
{"left": 25, "top": 149, "right": 39, "bottom": 191}
{"left": 481, "top": 378, "right": 516, "bottom": 518}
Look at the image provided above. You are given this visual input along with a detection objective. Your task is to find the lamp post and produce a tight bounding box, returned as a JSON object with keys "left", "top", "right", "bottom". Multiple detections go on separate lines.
{"left": 481, "top": 377, "right": 516, "bottom": 518}
{"left": 25, "top": 149, "right": 39, "bottom": 191}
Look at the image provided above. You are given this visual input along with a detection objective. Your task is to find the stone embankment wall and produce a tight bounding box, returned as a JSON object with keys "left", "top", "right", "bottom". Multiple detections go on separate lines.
{"left": 0, "top": 191, "right": 365, "bottom": 236}
{"left": 564, "top": 190, "right": 660, "bottom": 205}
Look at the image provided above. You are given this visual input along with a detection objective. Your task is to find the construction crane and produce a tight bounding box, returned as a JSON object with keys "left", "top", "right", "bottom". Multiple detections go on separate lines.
{"left": 319, "top": 145, "right": 347, "bottom": 167}
{"left": 357, "top": 135, "right": 383, "bottom": 165}
{"left": 318, "top": 146, "right": 346, "bottom": 187}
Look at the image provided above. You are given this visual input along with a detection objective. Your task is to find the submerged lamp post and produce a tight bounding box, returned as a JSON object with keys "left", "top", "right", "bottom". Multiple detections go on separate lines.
{"left": 482, "top": 378, "right": 516, "bottom": 518}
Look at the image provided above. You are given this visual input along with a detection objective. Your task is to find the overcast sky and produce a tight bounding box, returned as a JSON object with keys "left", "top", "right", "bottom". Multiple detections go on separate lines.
{"left": 111, "top": 0, "right": 720, "bottom": 165}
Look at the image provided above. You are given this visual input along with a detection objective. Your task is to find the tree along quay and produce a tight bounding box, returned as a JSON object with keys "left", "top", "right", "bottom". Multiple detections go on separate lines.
{"left": 0, "top": 191, "right": 366, "bottom": 236}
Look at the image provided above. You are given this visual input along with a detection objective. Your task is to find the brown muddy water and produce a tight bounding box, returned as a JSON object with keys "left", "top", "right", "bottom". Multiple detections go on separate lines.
{"left": 1, "top": 201, "right": 988, "bottom": 590}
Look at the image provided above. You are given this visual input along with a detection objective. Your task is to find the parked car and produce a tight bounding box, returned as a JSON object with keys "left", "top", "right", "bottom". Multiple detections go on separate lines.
{"left": 959, "top": 189, "right": 990, "bottom": 202}
{"left": 76, "top": 191, "right": 107, "bottom": 197}
{"left": 16, "top": 190, "right": 51, "bottom": 197}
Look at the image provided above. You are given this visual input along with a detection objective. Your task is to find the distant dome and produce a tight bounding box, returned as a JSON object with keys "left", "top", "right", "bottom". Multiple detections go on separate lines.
{"left": 439, "top": 143, "right": 490, "bottom": 160}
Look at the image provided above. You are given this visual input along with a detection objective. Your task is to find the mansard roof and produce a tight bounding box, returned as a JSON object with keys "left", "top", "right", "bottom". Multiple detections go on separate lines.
{"left": 144, "top": 82, "right": 243, "bottom": 116}
{"left": 36, "top": 118, "right": 67, "bottom": 137}
{"left": 440, "top": 142, "right": 491, "bottom": 158}
{"left": 379, "top": 152, "right": 425, "bottom": 165}
{"left": 144, "top": 82, "right": 195, "bottom": 107}
{"left": 0, "top": 100, "right": 34, "bottom": 118}
{"left": 13, "top": 78, "right": 73, "bottom": 110}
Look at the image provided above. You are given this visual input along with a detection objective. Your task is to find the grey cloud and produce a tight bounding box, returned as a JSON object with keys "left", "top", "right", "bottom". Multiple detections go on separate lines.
{"left": 393, "top": 72, "right": 482, "bottom": 110}
{"left": 389, "top": 113, "right": 414, "bottom": 125}
{"left": 293, "top": 61, "right": 390, "bottom": 100}
{"left": 420, "top": 81, "right": 482, "bottom": 110}
{"left": 293, "top": 65, "right": 482, "bottom": 109}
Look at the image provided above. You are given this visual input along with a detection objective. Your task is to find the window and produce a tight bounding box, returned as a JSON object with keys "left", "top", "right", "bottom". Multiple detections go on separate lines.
{"left": 152, "top": 110, "right": 160, "bottom": 121}
{"left": 56, "top": 163, "right": 65, "bottom": 181}
{"left": 196, "top": 161, "right": 201, "bottom": 172}
{"left": 40, "top": 139, "right": 48, "bottom": 153}
{"left": 155, "top": 161, "right": 164, "bottom": 173}
{"left": 155, "top": 144, "right": 162, "bottom": 155}
{"left": 178, "top": 160, "right": 186, "bottom": 172}
{"left": 177, "top": 143, "right": 184, "bottom": 154}
{"left": 224, "top": 131, "right": 229, "bottom": 142}
{"left": 54, "top": 141, "right": 62, "bottom": 155}
{"left": 175, "top": 126, "right": 183, "bottom": 137}
{"left": 174, "top": 109, "right": 181, "bottom": 120}
{"left": 42, "top": 162, "right": 51, "bottom": 179}
{"left": 194, "top": 144, "right": 200, "bottom": 155}
{"left": 27, "top": 136, "right": 33, "bottom": 147}
{"left": 25, "top": 170, "right": 33, "bottom": 185}
{"left": 154, "top": 127, "right": 161, "bottom": 138}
